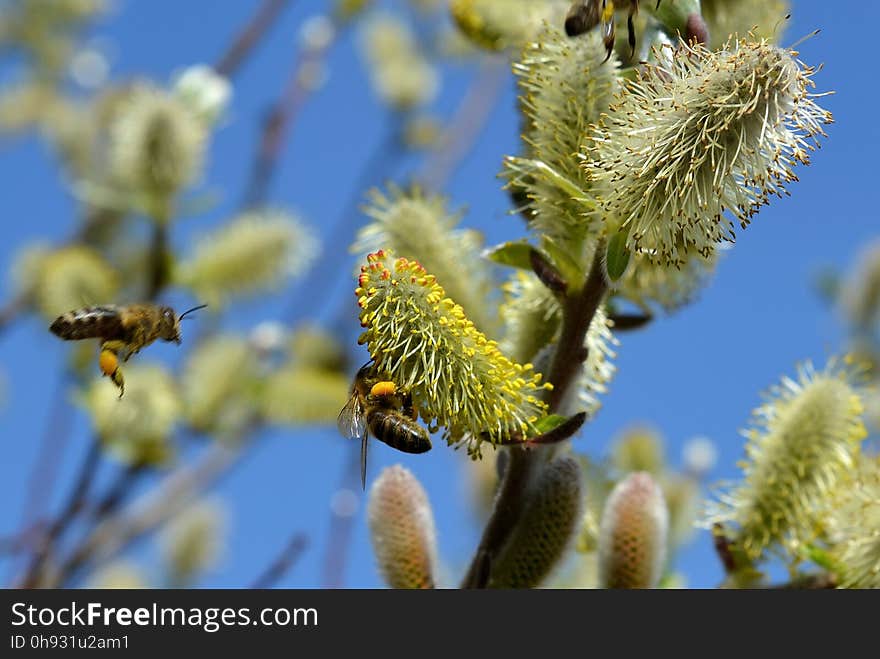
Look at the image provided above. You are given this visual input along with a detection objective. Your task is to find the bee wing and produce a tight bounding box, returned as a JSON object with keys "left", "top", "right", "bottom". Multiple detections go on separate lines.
{"left": 337, "top": 393, "right": 367, "bottom": 440}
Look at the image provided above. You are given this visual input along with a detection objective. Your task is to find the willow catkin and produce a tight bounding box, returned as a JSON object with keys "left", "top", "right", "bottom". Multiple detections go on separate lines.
{"left": 598, "top": 471, "right": 668, "bottom": 589}
{"left": 490, "top": 455, "right": 583, "bottom": 588}
{"left": 367, "top": 465, "right": 437, "bottom": 589}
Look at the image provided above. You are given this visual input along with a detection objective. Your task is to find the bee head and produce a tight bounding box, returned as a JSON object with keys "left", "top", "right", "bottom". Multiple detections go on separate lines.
{"left": 160, "top": 303, "right": 208, "bottom": 344}
{"left": 158, "top": 306, "right": 182, "bottom": 344}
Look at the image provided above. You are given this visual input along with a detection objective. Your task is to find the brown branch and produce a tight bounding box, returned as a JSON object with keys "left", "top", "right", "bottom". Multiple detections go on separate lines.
{"left": 461, "top": 244, "right": 608, "bottom": 588}
{"left": 251, "top": 532, "right": 308, "bottom": 589}
{"left": 545, "top": 249, "right": 609, "bottom": 410}
{"left": 53, "top": 442, "right": 242, "bottom": 587}
{"left": 214, "top": 0, "right": 292, "bottom": 78}
{"left": 18, "top": 439, "right": 102, "bottom": 588}
{"left": 15, "top": 375, "right": 74, "bottom": 553}
{"left": 90, "top": 463, "right": 146, "bottom": 519}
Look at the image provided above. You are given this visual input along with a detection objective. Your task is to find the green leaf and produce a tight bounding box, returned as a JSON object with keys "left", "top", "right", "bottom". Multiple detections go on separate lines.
{"left": 533, "top": 414, "right": 570, "bottom": 434}
{"left": 605, "top": 231, "right": 631, "bottom": 281}
{"left": 542, "top": 237, "right": 584, "bottom": 285}
{"left": 482, "top": 241, "right": 534, "bottom": 270}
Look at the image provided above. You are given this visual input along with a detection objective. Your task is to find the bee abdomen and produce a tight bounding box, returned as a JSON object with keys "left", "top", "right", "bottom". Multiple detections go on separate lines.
{"left": 369, "top": 410, "right": 432, "bottom": 454}
{"left": 49, "top": 306, "right": 124, "bottom": 341}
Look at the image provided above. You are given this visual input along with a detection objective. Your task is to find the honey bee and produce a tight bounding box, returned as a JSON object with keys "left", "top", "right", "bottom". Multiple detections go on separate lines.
{"left": 337, "top": 362, "right": 432, "bottom": 489}
{"left": 565, "top": 1, "right": 662, "bottom": 61}
{"left": 49, "top": 303, "right": 207, "bottom": 397}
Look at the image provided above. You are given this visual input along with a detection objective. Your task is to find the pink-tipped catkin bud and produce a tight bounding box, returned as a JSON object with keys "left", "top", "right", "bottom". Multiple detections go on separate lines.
{"left": 367, "top": 465, "right": 437, "bottom": 589}
{"left": 598, "top": 472, "right": 669, "bottom": 589}
{"left": 490, "top": 455, "right": 583, "bottom": 588}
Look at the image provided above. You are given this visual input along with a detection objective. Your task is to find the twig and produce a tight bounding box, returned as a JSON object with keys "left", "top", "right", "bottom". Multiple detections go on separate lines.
{"left": 53, "top": 442, "right": 241, "bottom": 587}
{"left": 16, "top": 375, "right": 73, "bottom": 545}
{"left": 90, "top": 463, "right": 146, "bottom": 519}
{"left": 461, "top": 245, "right": 608, "bottom": 588}
{"left": 19, "top": 439, "right": 102, "bottom": 588}
{"left": 215, "top": 0, "right": 292, "bottom": 78}
{"left": 251, "top": 532, "right": 308, "bottom": 589}
{"left": 545, "top": 248, "right": 608, "bottom": 410}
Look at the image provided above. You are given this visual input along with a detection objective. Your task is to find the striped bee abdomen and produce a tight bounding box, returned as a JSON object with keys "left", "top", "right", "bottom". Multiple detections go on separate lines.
{"left": 368, "top": 409, "right": 432, "bottom": 454}
{"left": 49, "top": 306, "right": 126, "bottom": 341}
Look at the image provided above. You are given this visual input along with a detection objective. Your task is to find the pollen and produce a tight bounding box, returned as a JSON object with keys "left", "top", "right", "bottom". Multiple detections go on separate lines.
{"left": 370, "top": 381, "right": 397, "bottom": 398}
{"left": 99, "top": 349, "right": 119, "bottom": 377}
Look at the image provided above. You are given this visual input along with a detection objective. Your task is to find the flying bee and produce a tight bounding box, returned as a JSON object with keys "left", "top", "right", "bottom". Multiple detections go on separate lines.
{"left": 565, "top": 1, "right": 662, "bottom": 61}
{"left": 49, "top": 303, "right": 207, "bottom": 397}
{"left": 337, "top": 362, "right": 432, "bottom": 489}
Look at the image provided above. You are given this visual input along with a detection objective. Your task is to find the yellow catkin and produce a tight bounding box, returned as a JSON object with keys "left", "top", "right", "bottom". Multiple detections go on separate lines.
{"left": 356, "top": 249, "right": 550, "bottom": 456}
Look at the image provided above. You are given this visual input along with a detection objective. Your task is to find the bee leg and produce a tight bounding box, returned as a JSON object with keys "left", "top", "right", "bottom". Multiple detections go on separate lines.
{"left": 401, "top": 391, "right": 418, "bottom": 421}
{"left": 111, "top": 369, "right": 125, "bottom": 399}
{"left": 601, "top": 0, "right": 615, "bottom": 62}
{"left": 98, "top": 348, "right": 125, "bottom": 398}
{"left": 360, "top": 431, "right": 369, "bottom": 490}
{"left": 628, "top": 11, "right": 636, "bottom": 56}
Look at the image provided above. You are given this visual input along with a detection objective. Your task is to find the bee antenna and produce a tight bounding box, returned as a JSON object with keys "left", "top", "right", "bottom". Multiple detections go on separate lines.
{"left": 179, "top": 304, "right": 208, "bottom": 320}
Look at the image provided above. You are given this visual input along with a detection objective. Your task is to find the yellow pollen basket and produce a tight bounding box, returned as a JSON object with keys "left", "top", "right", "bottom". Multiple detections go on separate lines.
{"left": 99, "top": 349, "right": 119, "bottom": 377}
{"left": 371, "top": 381, "right": 397, "bottom": 398}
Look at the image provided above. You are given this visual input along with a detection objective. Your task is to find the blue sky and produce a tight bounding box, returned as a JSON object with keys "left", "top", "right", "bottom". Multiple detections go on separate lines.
{"left": 0, "top": 0, "right": 877, "bottom": 589}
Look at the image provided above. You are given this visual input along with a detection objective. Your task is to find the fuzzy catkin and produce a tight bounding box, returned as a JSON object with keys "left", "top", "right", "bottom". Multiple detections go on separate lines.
{"left": 360, "top": 13, "right": 437, "bottom": 110}
{"left": 181, "top": 335, "right": 255, "bottom": 434}
{"left": 110, "top": 83, "right": 206, "bottom": 204}
{"left": 34, "top": 246, "right": 119, "bottom": 320}
{"left": 176, "top": 209, "right": 317, "bottom": 307}
{"left": 504, "top": 25, "right": 619, "bottom": 253}
{"left": 160, "top": 499, "right": 226, "bottom": 584}
{"left": 81, "top": 364, "right": 181, "bottom": 466}
{"left": 583, "top": 38, "right": 833, "bottom": 266}
{"left": 450, "top": 0, "right": 568, "bottom": 51}
{"left": 489, "top": 455, "right": 583, "bottom": 588}
{"left": 598, "top": 472, "right": 669, "bottom": 589}
{"left": 825, "top": 455, "right": 880, "bottom": 589}
{"left": 368, "top": 465, "right": 437, "bottom": 589}
{"left": 705, "top": 360, "right": 867, "bottom": 561}
{"left": 501, "top": 271, "right": 617, "bottom": 419}
{"left": 353, "top": 186, "right": 493, "bottom": 332}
